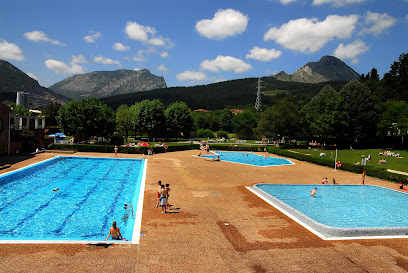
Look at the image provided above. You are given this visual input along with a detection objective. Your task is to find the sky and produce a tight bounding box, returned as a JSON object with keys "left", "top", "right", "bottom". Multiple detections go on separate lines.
{"left": 0, "top": 0, "right": 407, "bottom": 88}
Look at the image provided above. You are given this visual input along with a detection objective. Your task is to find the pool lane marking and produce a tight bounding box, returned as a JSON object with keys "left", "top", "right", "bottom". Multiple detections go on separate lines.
{"left": 1, "top": 160, "right": 102, "bottom": 235}
{"left": 0, "top": 158, "right": 79, "bottom": 212}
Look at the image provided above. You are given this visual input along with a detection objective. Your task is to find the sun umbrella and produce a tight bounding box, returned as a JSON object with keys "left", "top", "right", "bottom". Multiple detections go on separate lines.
{"left": 138, "top": 142, "right": 150, "bottom": 146}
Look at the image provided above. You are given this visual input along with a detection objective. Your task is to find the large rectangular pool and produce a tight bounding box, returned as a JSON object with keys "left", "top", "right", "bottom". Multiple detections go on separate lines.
{"left": 248, "top": 184, "right": 408, "bottom": 240}
{"left": 0, "top": 156, "right": 146, "bottom": 244}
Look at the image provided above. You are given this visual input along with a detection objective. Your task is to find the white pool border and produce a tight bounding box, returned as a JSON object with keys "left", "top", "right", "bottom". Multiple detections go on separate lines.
{"left": 0, "top": 156, "right": 147, "bottom": 245}
{"left": 247, "top": 184, "right": 408, "bottom": 240}
{"left": 194, "top": 151, "right": 294, "bottom": 167}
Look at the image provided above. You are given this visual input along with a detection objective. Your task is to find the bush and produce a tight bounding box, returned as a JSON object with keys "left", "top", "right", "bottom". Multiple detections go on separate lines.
{"left": 216, "top": 131, "right": 228, "bottom": 139}
{"left": 110, "top": 133, "right": 124, "bottom": 146}
{"left": 196, "top": 128, "right": 215, "bottom": 139}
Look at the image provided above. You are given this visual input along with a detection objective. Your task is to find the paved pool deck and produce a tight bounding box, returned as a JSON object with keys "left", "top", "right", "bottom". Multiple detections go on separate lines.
{"left": 1, "top": 150, "right": 408, "bottom": 272}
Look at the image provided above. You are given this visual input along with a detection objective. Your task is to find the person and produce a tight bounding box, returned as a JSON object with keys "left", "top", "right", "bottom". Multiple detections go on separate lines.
{"left": 159, "top": 184, "right": 168, "bottom": 213}
{"left": 165, "top": 183, "right": 171, "bottom": 210}
{"left": 155, "top": 181, "right": 162, "bottom": 208}
{"left": 310, "top": 187, "right": 317, "bottom": 197}
{"left": 361, "top": 171, "right": 366, "bottom": 185}
{"left": 399, "top": 182, "right": 404, "bottom": 190}
{"left": 332, "top": 178, "right": 336, "bottom": 184}
{"left": 104, "top": 221, "right": 125, "bottom": 241}
{"left": 114, "top": 146, "right": 118, "bottom": 157}
{"left": 52, "top": 187, "right": 60, "bottom": 193}
{"left": 197, "top": 151, "right": 201, "bottom": 156}
{"left": 213, "top": 155, "right": 221, "bottom": 162}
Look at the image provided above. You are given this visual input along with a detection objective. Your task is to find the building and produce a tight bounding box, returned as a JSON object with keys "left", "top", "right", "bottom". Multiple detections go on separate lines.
{"left": 0, "top": 103, "right": 11, "bottom": 155}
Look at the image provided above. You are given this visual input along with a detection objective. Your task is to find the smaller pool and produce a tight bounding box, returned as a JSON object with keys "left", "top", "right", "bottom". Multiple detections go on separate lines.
{"left": 198, "top": 151, "right": 293, "bottom": 167}
{"left": 248, "top": 184, "right": 408, "bottom": 240}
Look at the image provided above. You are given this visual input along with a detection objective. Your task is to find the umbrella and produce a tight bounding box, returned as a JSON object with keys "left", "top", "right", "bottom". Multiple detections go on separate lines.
{"left": 138, "top": 142, "right": 150, "bottom": 146}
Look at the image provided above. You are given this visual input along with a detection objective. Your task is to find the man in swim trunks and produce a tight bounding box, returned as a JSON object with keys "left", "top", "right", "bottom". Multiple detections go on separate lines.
{"left": 159, "top": 184, "right": 168, "bottom": 213}
{"left": 104, "top": 221, "right": 125, "bottom": 241}
{"left": 156, "top": 181, "right": 162, "bottom": 207}
{"left": 165, "top": 183, "right": 171, "bottom": 210}
{"left": 310, "top": 187, "right": 317, "bottom": 197}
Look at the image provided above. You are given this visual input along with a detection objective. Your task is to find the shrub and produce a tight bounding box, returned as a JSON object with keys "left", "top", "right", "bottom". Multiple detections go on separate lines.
{"left": 110, "top": 133, "right": 124, "bottom": 146}
{"left": 216, "top": 131, "right": 228, "bottom": 139}
{"left": 196, "top": 128, "right": 215, "bottom": 139}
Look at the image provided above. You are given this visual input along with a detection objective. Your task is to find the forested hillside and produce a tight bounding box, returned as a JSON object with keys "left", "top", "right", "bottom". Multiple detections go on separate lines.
{"left": 101, "top": 77, "right": 347, "bottom": 110}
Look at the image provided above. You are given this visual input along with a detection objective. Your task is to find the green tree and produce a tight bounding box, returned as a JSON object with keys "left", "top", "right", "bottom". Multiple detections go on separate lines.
{"left": 231, "top": 110, "right": 258, "bottom": 139}
{"left": 379, "top": 52, "right": 408, "bottom": 101}
{"left": 116, "top": 104, "right": 133, "bottom": 141}
{"left": 133, "top": 99, "right": 165, "bottom": 139}
{"left": 165, "top": 101, "right": 193, "bottom": 139}
{"left": 255, "top": 97, "right": 301, "bottom": 140}
{"left": 300, "top": 85, "right": 346, "bottom": 142}
{"left": 57, "top": 98, "right": 115, "bottom": 142}
{"left": 338, "top": 80, "right": 379, "bottom": 143}
{"left": 377, "top": 101, "right": 408, "bottom": 138}
{"left": 218, "top": 109, "right": 233, "bottom": 132}
{"left": 43, "top": 101, "right": 62, "bottom": 127}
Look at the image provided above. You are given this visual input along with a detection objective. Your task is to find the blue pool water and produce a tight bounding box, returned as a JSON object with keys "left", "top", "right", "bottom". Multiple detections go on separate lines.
{"left": 0, "top": 156, "right": 145, "bottom": 241}
{"left": 255, "top": 184, "right": 408, "bottom": 228}
{"left": 200, "top": 151, "right": 293, "bottom": 167}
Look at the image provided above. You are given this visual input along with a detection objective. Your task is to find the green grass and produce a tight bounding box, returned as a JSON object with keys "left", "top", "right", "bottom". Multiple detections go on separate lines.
{"left": 263, "top": 90, "right": 288, "bottom": 96}
{"left": 287, "top": 148, "right": 408, "bottom": 173}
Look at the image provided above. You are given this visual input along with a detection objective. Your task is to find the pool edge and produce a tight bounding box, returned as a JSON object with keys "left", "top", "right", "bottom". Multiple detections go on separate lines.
{"left": 246, "top": 184, "right": 408, "bottom": 241}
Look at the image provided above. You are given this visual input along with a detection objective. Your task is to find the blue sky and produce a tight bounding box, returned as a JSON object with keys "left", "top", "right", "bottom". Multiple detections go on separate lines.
{"left": 1, "top": 0, "right": 407, "bottom": 88}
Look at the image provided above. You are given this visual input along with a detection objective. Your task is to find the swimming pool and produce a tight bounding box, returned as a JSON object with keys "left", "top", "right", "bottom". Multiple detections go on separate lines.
{"left": 199, "top": 151, "right": 293, "bottom": 167}
{"left": 0, "top": 156, "right": 147, "bottom": 244}
{"left": 248, "top": 184, "right": 408, "bottom": 239}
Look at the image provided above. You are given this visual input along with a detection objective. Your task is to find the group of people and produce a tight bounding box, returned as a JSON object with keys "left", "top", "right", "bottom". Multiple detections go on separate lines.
{"left": 156, "top": 180, "right": 171, "bottom": 213}
{"left": 321, "top": 177, "right": 336, "bottom": 184}
{"left": 379, "top": 150, "right": 401, "bottom": 157}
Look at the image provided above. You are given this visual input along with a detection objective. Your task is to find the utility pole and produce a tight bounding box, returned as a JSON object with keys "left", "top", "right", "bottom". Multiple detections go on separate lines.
{"left": 255, "top": 78, "right": 262, "bottom": 111}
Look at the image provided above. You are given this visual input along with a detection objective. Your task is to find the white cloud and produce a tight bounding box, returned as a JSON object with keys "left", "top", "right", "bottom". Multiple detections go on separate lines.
{"left": 160, "top": 51, "right": 168, "bottom": 58}
{"left": 112, "top": 42, "right": 130, "bottom": 51}
{"left": 84, "top": 32, "right": 101, "bottom": 43}
{"left": 264, "top": 15, "right": 358, "bottom": 53}
{"left": 26, "top": 73, "right": 38, "bottom": 81}
{"left": 195, "top": 9, "right": 249, "bottom": 39}
{"left": 24, "top": 30, "right": 63, "bottom": 45}
{"left": 125, "top": 21, "right": 156, "bottom": 41}
{"left": 124, "top": 21, "right": 172, "bottom": 47}
{"left": 246, "top": 47, "right": 282, "bottom": 62}
{"left": 71, "top": 54, "right": 88, "bottom": 64}
{"left": 334, "top": 40, "right": 368, "bottom": 64}
{"left": 312, "top": 0, "right": 366, "bottom": 7}
{"left": 280, "top": 0, "right": 298, "bottom": 4}
{"left": 157, "top": 64, "right": 168, "bottom": 72}
{"left": 200, "top": 55, "right": 252, "bottom": 73}
{"left": 360, "top": 11, "right": 396, "bottom": 35}
{"left": 93, "top": 56, "right": 121, "bottom": 66}
{"left": 176, "top": 71, "right": 208, "bottom": 83}
{"left": 45, "top": 59, "right": 84, "bottom": 74}
{"left": 0, "top": 40, "right": 24, "bottom": 61}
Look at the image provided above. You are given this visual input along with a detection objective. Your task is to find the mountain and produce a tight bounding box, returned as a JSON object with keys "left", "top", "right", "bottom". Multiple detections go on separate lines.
{"left": 273, "top": 56, "right": 360, "bottom": 83}
{"left": 49, "top": 69, "right": 167, "bottom": 100}
{"left": 0, "top": 60, "right": 68, "bottom": 108}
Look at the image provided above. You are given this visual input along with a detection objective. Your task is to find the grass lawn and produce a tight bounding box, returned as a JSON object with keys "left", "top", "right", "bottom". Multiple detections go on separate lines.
{"left": 287, "top": 148, "right": 408, "bottom": 173}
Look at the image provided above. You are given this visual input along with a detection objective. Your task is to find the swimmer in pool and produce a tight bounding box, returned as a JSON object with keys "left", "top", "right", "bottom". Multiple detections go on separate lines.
{"left": 52, "top": 187, "right": 60, "bottom": 193}
{"left": 310, "top": 187, "right": 317, "bottom": 197}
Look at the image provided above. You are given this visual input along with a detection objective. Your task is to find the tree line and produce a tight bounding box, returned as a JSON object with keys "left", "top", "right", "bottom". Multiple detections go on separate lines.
{"left": 42, "top": 52, "right": 407, "bottom": 148}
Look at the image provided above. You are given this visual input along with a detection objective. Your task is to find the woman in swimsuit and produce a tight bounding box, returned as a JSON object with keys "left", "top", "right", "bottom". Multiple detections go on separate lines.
{"left": 104, "top": 221, "right": 124, "bottom": 240}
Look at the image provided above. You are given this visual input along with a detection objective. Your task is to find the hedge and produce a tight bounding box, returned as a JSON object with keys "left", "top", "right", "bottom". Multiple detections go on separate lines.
{"left": 48, "top": 143, "right": 200, "bottom": 154}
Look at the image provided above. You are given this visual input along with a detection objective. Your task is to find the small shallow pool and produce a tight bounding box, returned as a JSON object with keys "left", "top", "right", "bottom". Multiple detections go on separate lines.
{"left": 248, "top": 184, "right": 408, "bottom": 239}
{"left": 0, "top": 156, "right": 146, "bottom": 244}
{"left": 198, "top": 151, "right": 293, "bottom": 167}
